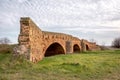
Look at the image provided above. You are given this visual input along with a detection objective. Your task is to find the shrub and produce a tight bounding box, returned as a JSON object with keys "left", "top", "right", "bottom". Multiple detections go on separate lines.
{"left": 100, "top": 46, "right": 109, "bottom": 50}
{"left": 0, "top": 44, "right": 12, "bottom": 53}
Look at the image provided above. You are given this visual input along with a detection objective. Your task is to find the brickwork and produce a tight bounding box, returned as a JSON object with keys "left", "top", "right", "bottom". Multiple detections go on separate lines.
{"left": 18, "top": 17, "right": 100, "bottom": 62}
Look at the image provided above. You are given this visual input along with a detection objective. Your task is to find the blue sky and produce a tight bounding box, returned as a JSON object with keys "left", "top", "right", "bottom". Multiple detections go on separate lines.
{"left": 0, "top": 0, "right": 120, "bottom": 45}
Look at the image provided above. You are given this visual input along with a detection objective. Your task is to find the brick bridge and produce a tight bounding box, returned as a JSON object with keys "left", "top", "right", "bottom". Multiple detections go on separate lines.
{"left": 18, "top": 17, "right": 100, "bottom": 62}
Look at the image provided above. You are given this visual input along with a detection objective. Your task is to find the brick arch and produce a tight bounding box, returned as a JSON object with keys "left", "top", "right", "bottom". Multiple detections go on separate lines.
{"left": 73, "top": 44, "right": 81, "bottom": 53}
{"left": 18, "top": 17, "right": 100, "bottom": 62}
{"left": 44, "top": 42, "right": 65, "bottom": 57}
{"left": 42, "top": 40, "right": 66, "bottom": 56}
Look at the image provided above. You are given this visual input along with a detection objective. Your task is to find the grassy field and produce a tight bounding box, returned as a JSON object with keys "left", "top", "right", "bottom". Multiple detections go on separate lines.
{"left": 0, "top": 50, "right": 120, "bottom": 80}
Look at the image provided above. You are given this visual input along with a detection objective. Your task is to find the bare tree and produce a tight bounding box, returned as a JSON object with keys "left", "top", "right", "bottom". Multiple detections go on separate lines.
{"left": 0, "top": 37, "right": 12, "bottom": 53}
{"left": 112, "top": 37, "right": 120, "bottom": 48}
{"left": 0, "top": 37, "right": 11, "bottom": 44}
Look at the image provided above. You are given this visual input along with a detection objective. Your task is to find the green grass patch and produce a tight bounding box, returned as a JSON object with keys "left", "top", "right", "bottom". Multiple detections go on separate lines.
{"left": 0, "top": 50, "right": 120, "bottom": 80}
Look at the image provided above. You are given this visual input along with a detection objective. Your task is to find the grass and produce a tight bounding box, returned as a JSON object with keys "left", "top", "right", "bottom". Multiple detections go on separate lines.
{"left": 0, "top": 50, "right": 120, "bottom": 80}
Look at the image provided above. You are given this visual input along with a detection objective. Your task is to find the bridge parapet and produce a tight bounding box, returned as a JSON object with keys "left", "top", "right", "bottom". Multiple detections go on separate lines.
{"left": 42, "top": 31, "right": 73, "bottom": 41}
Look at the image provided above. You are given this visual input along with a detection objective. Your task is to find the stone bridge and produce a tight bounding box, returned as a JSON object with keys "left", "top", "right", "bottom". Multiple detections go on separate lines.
{"left": 18, "top": 17, "right": 100, "bottom": 62}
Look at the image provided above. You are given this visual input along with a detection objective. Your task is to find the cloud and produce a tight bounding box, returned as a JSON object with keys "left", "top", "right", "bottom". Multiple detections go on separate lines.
{"left": 0, "top": 0, "right": 120, "bottom": 45}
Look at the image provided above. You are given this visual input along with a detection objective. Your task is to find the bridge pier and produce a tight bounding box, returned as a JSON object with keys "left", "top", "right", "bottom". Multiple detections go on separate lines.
{"left": 66, "top": 41, "right": 73, "bottom": 53}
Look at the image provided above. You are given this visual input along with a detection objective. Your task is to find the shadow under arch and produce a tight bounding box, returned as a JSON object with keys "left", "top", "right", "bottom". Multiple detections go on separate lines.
{"left": 45, "top": 42, "right": 65, "bottom": 57}
{"left": 73, "top": 44, "right": 80, "bottom": 53}
{"left": 86, "top": 44, "right": 89, "bottom": 50}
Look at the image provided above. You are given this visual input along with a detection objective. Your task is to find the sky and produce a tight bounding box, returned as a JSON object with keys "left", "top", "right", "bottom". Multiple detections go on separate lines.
{"left": 0, "top": 0, "right": 120, "bottom": 45}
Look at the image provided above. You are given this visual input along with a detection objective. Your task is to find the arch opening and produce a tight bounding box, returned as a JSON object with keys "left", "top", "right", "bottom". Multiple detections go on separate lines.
{"left": 86, "top": 45, "right": 89, "bottom": 50}
{"left": 45, "top": 43, "right": 65, "bottom": 57}
{"left": 73, "top": 44, "right": 80, "bottom": 53}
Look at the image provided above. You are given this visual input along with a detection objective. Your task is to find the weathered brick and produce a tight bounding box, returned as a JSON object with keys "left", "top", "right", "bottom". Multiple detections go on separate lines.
{"left": 18, "top": 17, "right": 101, "bottom": 63}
